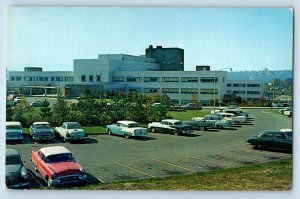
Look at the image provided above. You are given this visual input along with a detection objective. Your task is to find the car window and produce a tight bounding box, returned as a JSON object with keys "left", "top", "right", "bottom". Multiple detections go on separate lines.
{"left": 67, "top": 123, "right": 81, "bottom": 129}
{"left": 286, "top": 133, "right": 293, "bottom": 139}
{"left": 116, "top": 123, "right": 120, "bottom": 126}
{"left": 174, "top": 122, "right": 182, "bottom": 125}
{"left": 34, "top": 124, "right": 51, "bottom": 129}
{"left": 275, "top": 133, "right": 286, "bottom": 139}
{"left": 128, "top": 123, "right": 138, "bottom": 128}
{"left": 46, "top": 153, "right": 73, "bottom": 163}
{"left": 6, "top": 125, "right": 22, "bottom": 130}
{"left": 6, "top": 155, "right": 22, "bottom": 165}
{"left": 161, "top": 121, "right": 167, "bottom": 125}
{"left": 120, "top": 123, "right": 127, "bottom": 127}
{"left": 260, "top": 133, "right": 273, "bottom": 138}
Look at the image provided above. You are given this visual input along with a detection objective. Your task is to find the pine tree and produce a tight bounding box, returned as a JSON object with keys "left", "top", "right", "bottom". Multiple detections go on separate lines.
{"left": 40, "top": 99, "right": 53, "bottom": 119}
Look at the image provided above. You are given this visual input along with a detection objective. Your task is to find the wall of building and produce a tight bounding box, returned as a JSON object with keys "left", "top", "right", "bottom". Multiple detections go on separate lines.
{"left": 227, "top": 80, "right": 262, "bottom": 101}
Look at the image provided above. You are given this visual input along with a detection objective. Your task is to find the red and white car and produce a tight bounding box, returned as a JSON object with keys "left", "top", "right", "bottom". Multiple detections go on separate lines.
{"left": 31, "top": 146, "right": 86, "bottom": 187}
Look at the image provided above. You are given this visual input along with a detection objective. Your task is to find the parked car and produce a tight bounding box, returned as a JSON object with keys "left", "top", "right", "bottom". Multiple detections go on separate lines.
{"left": 6, "top": 121, "right": 24, "bottom": 142}
{"left": 280, "top": 128, "right": 292, "bottom": 134}
{"left": 30, "top": 101, "right": 44, "bottom": 107}
{"left": 6, "top": 148, "right": 29, "bottom": 189}
{"left": 247, "top": 130, "right": 292, "bottom": 151}
{"left": 14, "top": 97, "right": 23, "bottom": 103}
{"left": 6, "top": 100, "right": 17, "bottom": 108}
{"left": 148, "top": 119, "right": 192, "bottom": 135}
{"left": 54, "top": 122, "right": 88, "bottom": 142}
{"left": 202, "top": 115, "right": 230, "bottom": 128}
{"left": 29, "top": 122, "right": 55, "bottom": 142}
{"left": 215, "top": 112, "right": 246, "bottom": 124}
{"left": 106, "top": 120, "right": 148, "bottom": 139}
{"left": 223, "top": 109, "right": 249, "bottom": 117}
{"left": 182, "top": 117, "right": 213, "bottom": 130}
{"left": 180, "top": 103, "right": 202, "bottom": 110}
{"left": 31, "top": 146, "right": 87, "bottom": 187}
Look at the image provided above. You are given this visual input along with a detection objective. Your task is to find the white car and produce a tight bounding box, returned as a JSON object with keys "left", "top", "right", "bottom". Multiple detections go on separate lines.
{"left": 106, "top": 120, "right": 148, "bottom": 139}
{"left": 215, "top": 112, "right": 246, "bottom": 124}
{"left": 55, "top": 122, "right": 88, "bottom": 142}
{"left": 202, "top": 115, "right": 230, "bottom": 128}
{"left": 280, "top": 128, "right": 292, "bottom": 134}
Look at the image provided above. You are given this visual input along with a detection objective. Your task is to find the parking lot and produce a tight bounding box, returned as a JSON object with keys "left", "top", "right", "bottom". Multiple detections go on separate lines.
{"left": 6, "top": 109, "right": 292, "bottom": 188}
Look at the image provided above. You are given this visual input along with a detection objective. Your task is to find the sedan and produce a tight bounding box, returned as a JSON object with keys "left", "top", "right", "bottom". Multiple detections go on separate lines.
{"left": 29, "top": 122, "right": 55, "bottom": 142}
{"left": 106, "top": 120, "right": 148, "bottom": 139}
{"left": 6, "top": 148, "right": 30, "bottom": 189}
{"left": 247, "top": 130, "right": 292, "bottom": 151}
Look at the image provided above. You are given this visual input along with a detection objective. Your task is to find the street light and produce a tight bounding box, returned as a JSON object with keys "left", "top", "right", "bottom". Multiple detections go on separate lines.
{"left": 266, "top": 72, "right": 275, "bottom": 109}
{"left": 213, "top": 67, "right": 232, "bottom": 113}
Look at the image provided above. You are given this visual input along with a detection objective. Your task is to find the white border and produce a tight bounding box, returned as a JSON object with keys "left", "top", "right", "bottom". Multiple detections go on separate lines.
{"left": 0, "top": 1, "right": 298, "bottom": 199}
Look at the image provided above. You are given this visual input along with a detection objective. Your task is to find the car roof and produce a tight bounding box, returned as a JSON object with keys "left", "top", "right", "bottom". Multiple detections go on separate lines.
{"left": 192, "top": 117, "right": 204, "bottom": 120}
{"left": 218, "top": 112, "right": 234, "bottom": 116}
{"left": 280, "top": 129, "right": 292, "bottom": 133}
{"left": 6, "top": 148, "right": 20, "bottom": 157}
{"left": 33, "top": 122, "right": 50, "bottom": 125}
{"left": 261, "top": 130, "right": 281, "bottom": 134}
{"left": 39, "top": 146, "right": 71, "bottom": 157}
{"left": 63, "top": 122, "right": 81, "bottom": 126}
{"left": 5, "top": 121, "right": 21, "bottom": 126}
{"left": 117, "top": 120, "right": 137, "bottom": 125}
{"left": 162, "top": 119, "right": 181, "bottom": 123}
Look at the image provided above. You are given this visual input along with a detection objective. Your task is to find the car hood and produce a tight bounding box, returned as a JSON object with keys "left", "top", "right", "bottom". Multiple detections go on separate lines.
{"left": 6, "top": 164, "right": 22, "bottom": 178}
{"left": 47, "top": 161, "right": 83, "bottom": 176}
{"left": 6, "top": 129, "right": 22, "bottom": 135}
{"left": 33, "top": 128, "right": 53, "bottom": 135}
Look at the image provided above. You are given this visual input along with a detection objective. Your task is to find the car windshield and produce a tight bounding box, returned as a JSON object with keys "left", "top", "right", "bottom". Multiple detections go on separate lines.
{"left": 127, "top": 123, "right": 138, "bottom": 128}
{"left": 34, "top": 124, "right": 51, "bottom": 129}
{"left": 174, "top": 122, "right": 182, "bottom": 125}
{"left": 67, "top": 123, "right": 81, "bottom": 129}
{"left": 6, "top": 155, "right": 22, "bottom": 165}
{"left": 46, "top": 153, "right": 73, "bottom": 163}
{"left": 6, "top": 125, "right": 21, "bottom": 130}
{"left": 286, "top": 133, "right": 293, "bottom": 139}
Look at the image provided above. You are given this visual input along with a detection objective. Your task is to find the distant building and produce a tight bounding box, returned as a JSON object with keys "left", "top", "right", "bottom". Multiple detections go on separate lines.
{"left": 146, "top": 45, "right": 184, "bottom": 71}
{"left": 7, "top": 45, "right": 262, "bottom": 104}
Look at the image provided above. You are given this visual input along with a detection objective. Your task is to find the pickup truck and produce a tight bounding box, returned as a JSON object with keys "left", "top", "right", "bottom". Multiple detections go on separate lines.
{"left": 148, "top": 119, "right": 192, "bottom": 135}
{"left": 182, "top": 117, "right": 213, "bottom": 130}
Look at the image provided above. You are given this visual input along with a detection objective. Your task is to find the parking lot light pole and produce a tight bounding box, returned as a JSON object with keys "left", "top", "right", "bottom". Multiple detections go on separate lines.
{"left": 214, "top": 68, "right": 232, "bottom": 114}
{"left": 266, "top": 72, "right": 275, "bottom": 109}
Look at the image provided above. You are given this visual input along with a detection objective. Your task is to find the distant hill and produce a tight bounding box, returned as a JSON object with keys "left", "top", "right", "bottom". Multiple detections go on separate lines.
{"left": 228, "top": 70, "right": 292, "bottom": 83}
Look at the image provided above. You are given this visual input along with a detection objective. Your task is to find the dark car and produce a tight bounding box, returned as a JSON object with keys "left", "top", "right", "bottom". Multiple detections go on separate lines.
{"left": 6, "top": 149, "right": 30, "bottom": 189}
{"left": 180, "top": 103, "right": 202, "bottom": 110}
{"left": 29, "top": 122, "right": 55, "bottom": 142}
{"left": 247, "top": 130, "right": 292, "bottom": 151}
{"left": 30, "top": 101, "right": 44, "bottom": 107}
{"left": 182, "top": 117, "right": 213, "bottom": 130}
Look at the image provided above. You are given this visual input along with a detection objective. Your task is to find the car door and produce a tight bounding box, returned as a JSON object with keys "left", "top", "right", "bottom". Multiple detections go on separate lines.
{"left": 114, "top": 123, "right": 122, "bottom": 135}
{"left": 37, "top": 152, "right": 48, "bottom": 178}
{"left": 272, "top": 133, "right": 292, "bottom": 150}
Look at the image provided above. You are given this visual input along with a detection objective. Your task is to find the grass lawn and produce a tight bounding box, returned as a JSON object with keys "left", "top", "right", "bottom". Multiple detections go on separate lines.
{"left": 72, "top": 158, "right": 292, "bottom": 191}
{"left": 167, "top": 109, "right": 211, "bottom": 121}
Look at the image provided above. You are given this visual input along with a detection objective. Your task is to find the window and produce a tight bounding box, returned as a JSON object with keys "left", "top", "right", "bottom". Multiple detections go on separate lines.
{"left": 143, "top": 88, "right": 160, "bottom": 93}
{"left": 200, "top": 88, "right": 218, "bottom": 94}
{"left": 144, "top": 77, "right": 160, "bottom": 82}
{"left": 233, "top": 90, "right": 245, "bottom": 94}
{"left": 89, "top": 75, "right": 94, "bottom": 82}
{"left": 81, "top": 75, "right": 86, "bottom": 82}
{"left": 10, "top": 77, "right": 15, "bottom": 81}
{"left": 112, "top": 77, "right": 125, "bottom": 82}
{"left": 23, "top": 76, "right": 35, "bottom": 81}
{"left": 233, "top": 83, "right": 246, "bottom": 87}
{"left": 129, "top": 88, "right": 142, "bottom": 92}
{"left": 247, "top": 84, "right": 260, "bottom": 87}
{"left": 200, "top": 77, "right": 218, "bottom": 83}
{"left": 55, "top": 77, "right": 63, "bottom": 82}
{"left": 127, "top": 77, "right": 142, "bottom": 82}
{"left": 181, "top": 88, "right": 198, "bottom": 94}
{"left": 247, "top": 91, "right": 260, "bottom": 94}
{"left": 227, "top": 84, "right": 232, "bottom": 87}
{"left": 181, "top": 77, "right": 198, "bottom": 82}
{"left": 162, "top": 77, "right": 179, "bottom": 82}
{"left": 162, "top": 88, "right": 179, "bottom": 94}
{"left": 96, "top": 75, "right": 101, "bottom": 82}
{"left": 16, "top": 77, "right": 22, "bottom": 81}
{"left": 65, "top": 77, "right": 73, "bottom": 82}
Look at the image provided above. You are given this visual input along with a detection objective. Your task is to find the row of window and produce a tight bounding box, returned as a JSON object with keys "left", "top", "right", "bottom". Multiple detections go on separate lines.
{"left": 227, "top": 83, "right": 260, "bottom": 87}
{"left": 81, "top": 75, "right": 101, "bottom": 82}
{"left": 112, "top": 77, "right": 219, "bottom": 83}
{"left": 227, "top": 90, "right": 260, "bottom": 94}
{"left": 10, "top": 76, "right": 74, "bottom": 82}
{"left": 128, "top": 88, "right": 218, "bottom": 94}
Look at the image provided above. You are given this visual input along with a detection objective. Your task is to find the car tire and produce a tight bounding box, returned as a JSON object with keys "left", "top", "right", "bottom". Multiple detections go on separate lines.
{"left": 173, "top": 130, "right": 179, "bottom": 136}
{"left": 34, "top": 166, "right": 39, "bottom": 172}
{"left": 199, "top": 126, "right": 204, "bottom": 131}
{"left": 62, "top": 136, "right": 66, "bottom": 143}
{"left": 46, "top": 176, "right": 51, "bottom": 187}
{"left": 151, "top": 128, "right": 156, "bottom": 133}
{"left": 108, "top": 129, "right": 112, "bottom": 135}
{"left": 124, "top": 134, "right": 130, "bottom": 139}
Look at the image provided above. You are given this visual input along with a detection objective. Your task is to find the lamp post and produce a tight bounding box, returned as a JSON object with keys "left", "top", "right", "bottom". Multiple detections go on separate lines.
{"left": 266, "top": 72, "right": 275, "bottom": 109}
{"left": 213, "top": 67, "right": 232, "bottom": 113}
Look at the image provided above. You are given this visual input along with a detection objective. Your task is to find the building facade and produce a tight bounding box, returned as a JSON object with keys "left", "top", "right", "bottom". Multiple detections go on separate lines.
{"left": 7, "top": 46, "right": 262, "bottom": 104}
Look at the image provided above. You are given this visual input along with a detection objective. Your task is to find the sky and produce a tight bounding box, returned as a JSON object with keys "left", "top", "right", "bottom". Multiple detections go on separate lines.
{"left": 7, "top": 7, "right": 293, "bottom": 72}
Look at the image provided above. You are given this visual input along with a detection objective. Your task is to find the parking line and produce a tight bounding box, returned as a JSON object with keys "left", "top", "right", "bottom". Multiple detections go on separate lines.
{"left": 114, "top": 161, "right": 155, "bottom": 178}
{"left": 185, "top": 155, "right": 234, "bottom": 168}
{"left": 97, "top": 178, "right": 105, "bottom": 183}
{"left": 28, "top": 170, "right": 44, "bottom": 188}
{"left": 152, "top": 158, "right": 197, "bottom": 173}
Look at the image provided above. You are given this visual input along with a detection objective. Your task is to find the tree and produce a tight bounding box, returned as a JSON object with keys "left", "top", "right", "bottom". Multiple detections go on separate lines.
{"left": 40, "top": 99, "right": 53, "bottom": 120}
{"left": 52, "top": 96, "right": 70, "bottom": 126}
